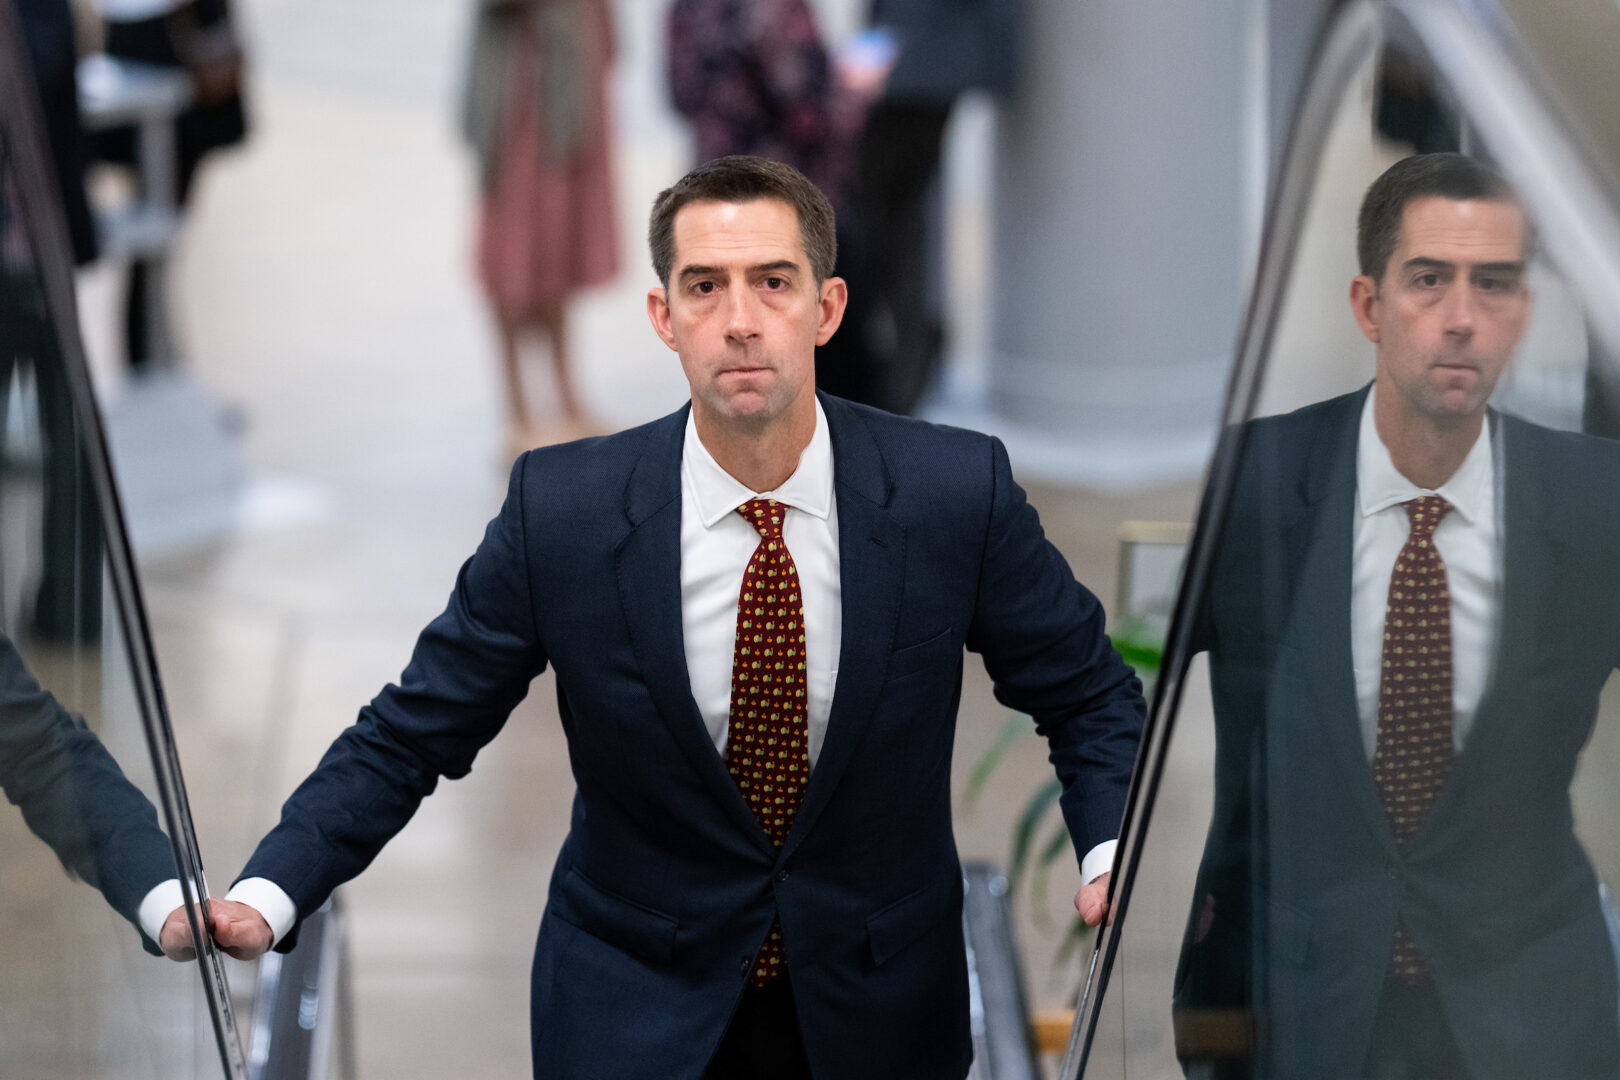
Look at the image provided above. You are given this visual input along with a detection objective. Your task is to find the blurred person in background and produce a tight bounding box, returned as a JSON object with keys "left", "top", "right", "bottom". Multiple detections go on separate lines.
{"left": 93, "top": 0, "right": 248, "bottom": 371}
{"left": 462, "top": 0, "right": 618, "bottom": 456}
{"left": 17, "top": 0, "right": 98, "bottom": 266}
{"left": 666, "top": 0, "right": 859, "bottom": 203}
{"left": 851, "top": 0, "right": 1020, "bottom": 415}
{"left": 665, "top": 0, "right": 889, "bottom": 406}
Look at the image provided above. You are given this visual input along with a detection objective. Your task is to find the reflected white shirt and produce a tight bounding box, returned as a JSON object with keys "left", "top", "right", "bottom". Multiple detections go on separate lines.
{"left": 1351, "top": 387, "right": 1501, "bottom": 758}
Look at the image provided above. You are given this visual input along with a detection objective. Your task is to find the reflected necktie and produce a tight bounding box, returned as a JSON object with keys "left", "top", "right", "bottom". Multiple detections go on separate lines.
{"left": 725, "top": 499, "right": 809, "bottom": 986}
{"left": 1373, "top": 495, "right": 1454, "bottom": 982}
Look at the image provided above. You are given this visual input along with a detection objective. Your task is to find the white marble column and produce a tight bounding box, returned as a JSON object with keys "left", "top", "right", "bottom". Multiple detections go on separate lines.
{"left": 985, "top": 0, "right": 1254, "bottom": 480}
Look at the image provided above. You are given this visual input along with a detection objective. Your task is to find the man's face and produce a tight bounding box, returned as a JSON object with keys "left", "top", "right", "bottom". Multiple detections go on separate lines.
{"left": 647, "top": 198, "right": 845, "bottom": 435}
{"left": 1351, "top": 196, "right": 1531, "bottom": 425}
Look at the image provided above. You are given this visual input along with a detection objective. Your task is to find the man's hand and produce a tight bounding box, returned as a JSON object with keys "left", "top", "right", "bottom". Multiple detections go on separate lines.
{"left": 159, "top": 903, "right": 200, "bottom": 961}
{"left": 207, "top": 897, "right": 275, "bottom": 961}
{"left": 1074, "top": 871, "right": 1114, "bottom": 928}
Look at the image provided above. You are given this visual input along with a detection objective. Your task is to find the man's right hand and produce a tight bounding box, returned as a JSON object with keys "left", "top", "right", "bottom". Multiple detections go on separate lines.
{"left": 206, "top": 897, "right": 274, "bottom": 961}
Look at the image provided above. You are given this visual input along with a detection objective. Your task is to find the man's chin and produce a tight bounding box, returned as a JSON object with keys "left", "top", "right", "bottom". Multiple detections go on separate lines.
{"left": 1422, "top": 389, "right": 1490, "bottom": 423}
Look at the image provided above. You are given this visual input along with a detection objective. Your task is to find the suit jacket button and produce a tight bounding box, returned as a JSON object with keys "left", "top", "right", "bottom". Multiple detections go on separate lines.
{"left": 740, "top": 957, "right": 752, "bottom": 975}
{"left": 777, "top": 870, "right": 790, "bottom": 882}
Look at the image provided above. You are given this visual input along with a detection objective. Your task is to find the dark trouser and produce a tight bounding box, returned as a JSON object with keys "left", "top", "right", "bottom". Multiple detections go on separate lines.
{"left": 97, "top": 2, "right": 248, "bottom": 368}
{"left": 848, "top": 100, "right": 952, "bottom": 415}
{"left": 703, "top": 977, "right": 812, "bottom": 1080}
{"left": 1361, "top": 975, "right": 1470, "bottom": 1080}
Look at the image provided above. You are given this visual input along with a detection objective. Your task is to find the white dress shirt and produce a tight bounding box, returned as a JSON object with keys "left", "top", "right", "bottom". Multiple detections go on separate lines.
{"left": 681, "top": 399, "right": 842, "bottom": 763}
{"left": 179, "top": 398, "right": 1114, "bottom": 947}
{"left": 1351, "top": 386, "right": 1501, "bottom": 758}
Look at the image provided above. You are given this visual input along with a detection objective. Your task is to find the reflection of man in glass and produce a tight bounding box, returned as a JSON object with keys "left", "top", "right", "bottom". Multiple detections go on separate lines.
{"left": 0, "top": 629, "right": 184, "bottom": 955}
{"left": 1178, "top": 154, "right": 1620, "bottom": 1077}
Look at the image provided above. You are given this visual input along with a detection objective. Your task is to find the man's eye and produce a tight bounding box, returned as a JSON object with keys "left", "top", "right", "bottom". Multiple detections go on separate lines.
{"left": 692, "top": 281, "right": 716, "bottom": 295}
{"left": 763, "top": 277, "right": 786, "bottom": 289}
{"left": 1415, "top": 273, "right": 1441, "bottom": 288}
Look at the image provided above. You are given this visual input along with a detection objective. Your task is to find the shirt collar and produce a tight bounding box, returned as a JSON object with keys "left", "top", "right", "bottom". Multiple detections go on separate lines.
{"left": 1356, "top": 383, "right": 1492, "bottom": 526}
{"left": 682, "top": 397, "right": 834, "bottom": 528}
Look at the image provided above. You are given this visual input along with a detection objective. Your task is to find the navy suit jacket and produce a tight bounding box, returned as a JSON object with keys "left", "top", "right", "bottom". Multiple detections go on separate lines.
{"left": 242, "top": 392, "right": 1144, "bottom": 1078}
{"left": 1176, "top": 387, "right": 1620, "bottom": 1078}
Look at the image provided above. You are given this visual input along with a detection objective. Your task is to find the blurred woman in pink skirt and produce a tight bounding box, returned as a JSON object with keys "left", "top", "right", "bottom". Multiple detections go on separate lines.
{"left": 462, "top": 0, "right": 618, "bottom": 453}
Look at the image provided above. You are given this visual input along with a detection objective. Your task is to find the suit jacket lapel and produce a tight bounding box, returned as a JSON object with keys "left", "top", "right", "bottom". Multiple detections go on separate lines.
{"left": 782, "top": 395, "right": 906, "bottom": 859}
{"left": 1450, "top": 413, "right": 1565, "bottom": 781}
{"left": 613, "top": 405, "right": 775, "bottom": 856}
{"left": 1282, "top": 388, "right": 1395, "bottom": 846}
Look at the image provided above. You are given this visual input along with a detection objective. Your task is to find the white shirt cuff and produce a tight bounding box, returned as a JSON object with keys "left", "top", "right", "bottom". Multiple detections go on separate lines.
{"left": 225, "top": 878, "right": 299, "bottom": 949}
{"left": 1080, "top": 840, "right": 1118, "bottom": 885}
{"left": 137, "top": 878, "right": 186, "bottom": 944}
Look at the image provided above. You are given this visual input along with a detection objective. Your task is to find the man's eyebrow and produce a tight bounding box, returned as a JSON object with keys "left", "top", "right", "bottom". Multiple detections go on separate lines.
{"left": 676, "top": 264, "right": 721, "bottom": 283}
{"left": 749, "top": 260, "right": 800, "bottom": 276}
{"left": 1401, "top": 256, "right": 1455, "bottom": 273}
{"left": 1400, "top": 256, "right": 1526, "bottom": 276}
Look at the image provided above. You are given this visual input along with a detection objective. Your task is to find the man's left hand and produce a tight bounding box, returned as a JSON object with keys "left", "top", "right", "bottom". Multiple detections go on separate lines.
{"left": 1074, "top": 871, "right": 1113, "bottom": 927}
{"left": 159, "top": 904, "right": 198, "bottom": 961}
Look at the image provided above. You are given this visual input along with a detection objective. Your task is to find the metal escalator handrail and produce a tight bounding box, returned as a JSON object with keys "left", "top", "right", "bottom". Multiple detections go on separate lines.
{"left": 962, "top": 863, "right": 1041, "bottom": 1080}
{"left": 1056, "top": 0, "right": 1620, "bottom": 1075}
{"left": 249, "top": 894, "right": 355, "bottom": 1080}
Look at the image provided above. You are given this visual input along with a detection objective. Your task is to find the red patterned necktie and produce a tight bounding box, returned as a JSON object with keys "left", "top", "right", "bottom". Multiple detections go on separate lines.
{"left": 726, "top": 499, "right": 809, "bottom": 986}
{"left": 1373, "top": 495, "right": 1454, "bottom": 982}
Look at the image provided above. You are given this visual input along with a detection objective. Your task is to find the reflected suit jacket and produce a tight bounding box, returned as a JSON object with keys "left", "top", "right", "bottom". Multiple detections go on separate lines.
{"left": 1177, "top": 385, "right": 1620, "bottom": 1078}
{"left": 241, "top": 392, "right": 1144, "bottom": 1079}
{"left": 0, "top": 633, "right": 176, "bottom": 951}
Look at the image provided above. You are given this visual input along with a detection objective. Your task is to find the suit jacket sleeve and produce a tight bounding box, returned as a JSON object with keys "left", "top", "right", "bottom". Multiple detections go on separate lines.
{"left": 963, "top": 437, "right": 1145, "bottom": 864}
{"left": 0, "top": 634, "right": 176, "bottom": 951}
{"left": 241, "top": 455, "right": 549, "bottom": 934}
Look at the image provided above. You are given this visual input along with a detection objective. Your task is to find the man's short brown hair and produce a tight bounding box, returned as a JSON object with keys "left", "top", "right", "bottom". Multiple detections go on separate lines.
{"left": 649, "top": 155, "right": 837, "bottom": 288}
{"left": 1357, "top": 153, "right": 1535, "bottom": 282}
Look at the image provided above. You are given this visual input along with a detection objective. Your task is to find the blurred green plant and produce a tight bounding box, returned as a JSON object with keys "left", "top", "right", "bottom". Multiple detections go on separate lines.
{"left": 962, "top": 616, "right": 1164, "bottom": 970}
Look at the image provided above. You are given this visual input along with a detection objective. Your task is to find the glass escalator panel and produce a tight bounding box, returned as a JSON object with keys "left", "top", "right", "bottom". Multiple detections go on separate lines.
{"left": 1067, "top": 2, "right": 1620, "bottom": 1077}
{"left": 0, "top": 4, "right": 245, "bottom": 1076}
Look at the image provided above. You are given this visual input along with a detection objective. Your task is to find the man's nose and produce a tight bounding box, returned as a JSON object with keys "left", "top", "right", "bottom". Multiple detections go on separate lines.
{"left": 724, "top": 289, "right": 761, "bottom": 339}
{"left": 1441, "top": 283, "right": 1477, "bottom": 336}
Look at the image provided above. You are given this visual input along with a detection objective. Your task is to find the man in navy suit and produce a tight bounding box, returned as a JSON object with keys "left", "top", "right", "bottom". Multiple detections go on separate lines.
{"left": 180, "top": 155, "right": 1144, "bottom": 1078}
{"left": 1175, "top": 154, "right": 1620, "bottom": 1078}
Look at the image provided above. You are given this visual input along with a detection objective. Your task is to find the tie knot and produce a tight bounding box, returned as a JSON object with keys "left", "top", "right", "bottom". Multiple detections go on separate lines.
{"left": 1403, "top": 495, "right": 1451, "bottom": 537}
{"left": 737, "top": 498, "right": 787, "bottom": 539}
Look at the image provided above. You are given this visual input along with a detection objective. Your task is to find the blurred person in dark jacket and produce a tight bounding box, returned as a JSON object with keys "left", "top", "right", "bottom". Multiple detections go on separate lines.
{"left": 93, "top": 0, "right": 248, "bottom": 371}
{"left": 666, "top": 0, "right": 860, "bottom": 203}
{"left": 16, "top": 0, "right": 98, "bottom": 265}
{"left": 851, "top": 0, "right": 1021, "bottom": 415}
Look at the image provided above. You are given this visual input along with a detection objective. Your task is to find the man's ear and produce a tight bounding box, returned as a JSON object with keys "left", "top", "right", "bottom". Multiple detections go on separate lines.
{"left": 1349, "top": 274, "right": 1381, "bottom": 344}
{"left": 647, "top": 287, "right": 679, "bottom": 352}
{"left": 814, "top": 276, "right": 848, "bottom": 346}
